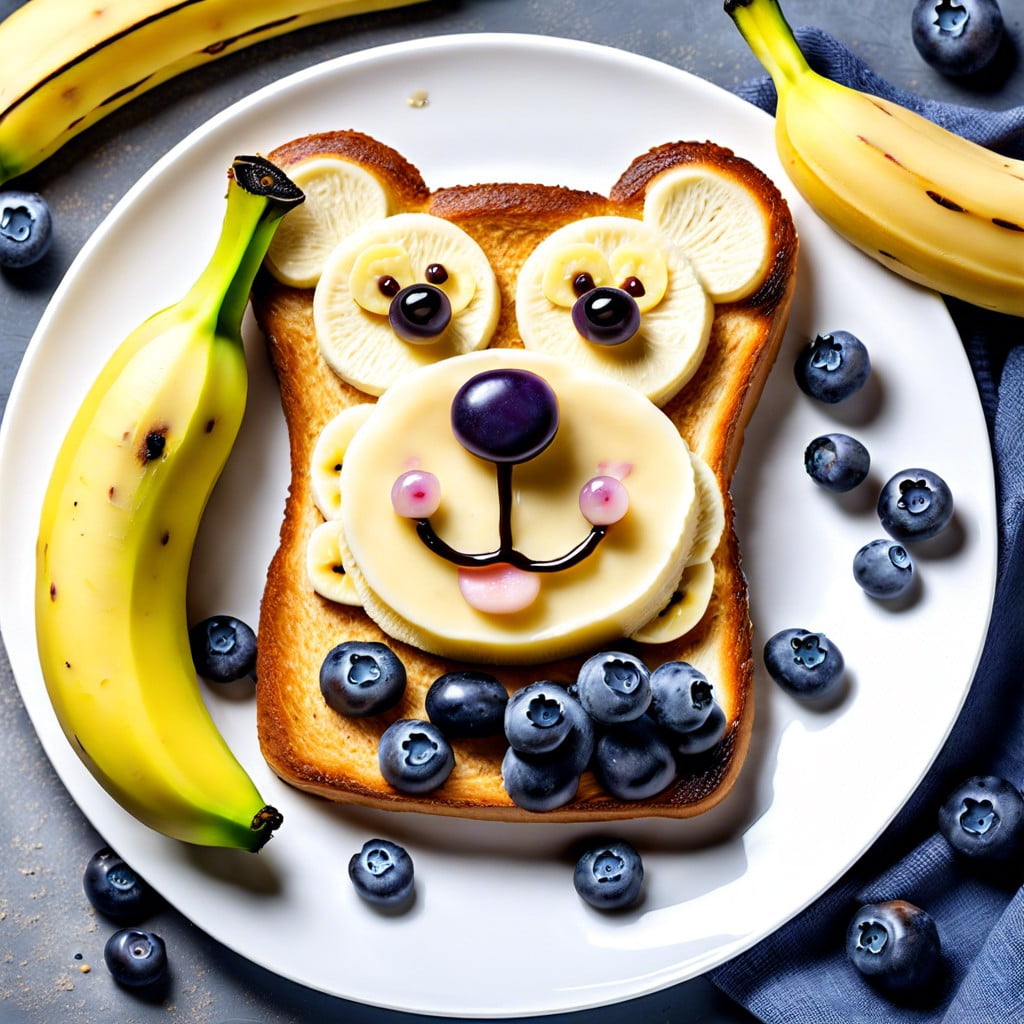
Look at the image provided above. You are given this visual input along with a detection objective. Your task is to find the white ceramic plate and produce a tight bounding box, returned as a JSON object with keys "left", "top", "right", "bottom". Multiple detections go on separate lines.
{"left": 0, "top": 35, "right": 995, "bottom": 1018}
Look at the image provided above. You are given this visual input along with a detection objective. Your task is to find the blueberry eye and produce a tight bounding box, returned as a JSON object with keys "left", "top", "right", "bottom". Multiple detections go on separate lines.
{"left": 573, "top": 271, "right": 596, "bottom": 296}
{"left": 377, "top": 274, "right": 401, "bottom": 298}
{"left": 571, "top": 286, "right": 641, "bottom": 346}
{"left": 388, "top": 283, "right": 452, "bottom": 342}
{"left": 621, "top": 276, "right": 646, "bottom": 298}
{"left": 425, "top": 262, "right": 449, "bottom": 284}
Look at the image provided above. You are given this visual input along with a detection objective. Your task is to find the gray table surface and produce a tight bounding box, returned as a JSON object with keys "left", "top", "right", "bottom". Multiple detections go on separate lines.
{"left": 2, "top": 2, "right": 1022, "bottom": 1022}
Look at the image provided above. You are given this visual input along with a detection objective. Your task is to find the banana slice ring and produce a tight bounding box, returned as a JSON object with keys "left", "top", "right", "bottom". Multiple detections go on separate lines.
{"left": 309, "top": 404, "right": 374, "bottom": 520}
{"left": 516, "top": 216, "right": 712, "bottom": 407}
{"left": 630, "top": 559, "right": 716, "bottom": 645}
{"left": 687, "top": 452, "right": 725, "bottom": 566}
{"left": 313, "top": 213, "right": 500, "bottom": 396}
{"left": 306, "top": 520, "right": 362, "bottom": 605}
{"left": 643, "top": 166, "right": 772, "bottom": 303}
{"left": 264, "top": 158, "right": 391, "bottom": 289}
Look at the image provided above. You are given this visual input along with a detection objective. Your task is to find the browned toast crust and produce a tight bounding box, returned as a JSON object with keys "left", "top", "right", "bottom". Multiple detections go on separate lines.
{"left": 251, "top": 130, "right": 797, "bottom": 821}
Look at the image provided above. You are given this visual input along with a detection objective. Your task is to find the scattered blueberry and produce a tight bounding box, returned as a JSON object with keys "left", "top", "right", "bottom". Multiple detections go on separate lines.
{"left": 576, "top": 650, "right": 651, "bottom": 724}
{"left": 675, "top": 701, "right": 728, "bottom": 756}
{"left": 348, "top": 838, "right": 415, "bottom": 908}
{"left": 501, "top": 745, "right": 581, "bottom": 812}
{"left": 0, "top": 190, "right": 52, "bottom": 269}
{"left": 320, "top": 640, "right": 406, "bottom": 717}
{"left": 877, "top": 468, "right": 954, "bottom": 542}
{"left": 378, "top": 719, "right": 454, "bottom": 794}
{"left": 189, "top": 615, "right": 257, "bottom": 682}
{"left": 425, "top": 670, "right": 508, "bottom": 738}
{"left": 763, "top": 628, "right": 845, "bottom": 703}
{"left": 648, "top": 661, "right": 715, "bottom": 735}
{"left": 505, "top": 680, "right": 574, "bottom": 755}
{"left": 83, "top": 848, "right": 154, "bottom": 922}
{"left": 912, "top": 0, "right": 1004, "bottom": 77}
{"left": 853, "top": 539, "right": 914, "bottom": 599}
{"left": 938, "top": 775, "right": 1024, "bottom": 863}
{"left": 804, "top": 433, "right": 871, "bottom": 492}
{"left": 846, "top": 900, "right": 942, "bottom": 993}
{"left": 103, "top": 928, "right": 168, "bottom": 988}
{"left": 794, "top": 330, "right": 871, "bottom": 403}
{"left": 592, "top": 717, "right": 676, "bottom": 801}
{"left": 573, "top": 839, "right": 644, "bottom": 910}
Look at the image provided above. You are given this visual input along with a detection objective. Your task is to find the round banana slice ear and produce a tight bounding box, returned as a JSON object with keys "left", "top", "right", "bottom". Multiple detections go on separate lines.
{"left": 307, "top": 520, "right": 362, "bottom": 605}
{"left": 264, "top": 158, "right": 391, "bottom": 289}
{"left": 643, "top": 166, "right": 772, "bottom": 304}
{"left": 310, "top": 404, "right": 375, "bottom": 520}
{"left": 516, "top": 216, "right": 712, "bottom": 407}
{"left": 630, "top": 559, "right": 716, "bottom": 645}
{"left": 314, "top": 213, "right": 500, "bottom": 396}
{"left": 687, "top": 452, "right": 726, "bottom": 565}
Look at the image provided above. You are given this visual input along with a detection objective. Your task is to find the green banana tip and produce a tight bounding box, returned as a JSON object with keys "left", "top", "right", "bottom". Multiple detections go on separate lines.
{"left": 249, "top": 804, "right": 284, "bottom": 852}
{"left": 230, "top": 155, "right": 304, "bottom": 208}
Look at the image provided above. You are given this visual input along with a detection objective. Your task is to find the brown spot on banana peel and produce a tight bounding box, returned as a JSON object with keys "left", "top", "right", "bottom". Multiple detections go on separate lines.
{"left": 926, "top": 191, "right": 966, "bottom": 213}
{"left": 140, "top": 427, "right": 168, "bottom": 463}
{"left": 994, "top": 218, "right": 1024, "bottom": 232}
{"left": 203, "top": 16, "right": 299, "bottom": 56}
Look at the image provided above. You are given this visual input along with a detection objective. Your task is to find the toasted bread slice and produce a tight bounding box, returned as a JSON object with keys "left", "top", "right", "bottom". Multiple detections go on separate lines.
{"left": 251, "top": 130, "right": 797, "bottom": 821}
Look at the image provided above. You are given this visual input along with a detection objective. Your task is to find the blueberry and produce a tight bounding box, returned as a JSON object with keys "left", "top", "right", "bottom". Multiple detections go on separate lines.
{"left": 320, "top": 641, "right": 406, "bottom": 717}
{"left": 593, "top": 717, "right": 676, "bottom": 801}
{"left": 794, "top": 330, "right": 871, "bottom": 403}
{"left": 675, "top": 701, "right": 728, "bottom": 756}
{"left": 576, "top": 650, "right": 651, "bottom": 724}
{"left": 83, "top": 848, "right": 154, "bottom": 922}
{"left": 846, "top": 900, "right": 942, "bottom": 993}
{"left": 378, "top": 719, "right": 454, "bottom": 794}
{"left": 763, "top": 628, "right": 845, "bottom": 702}
{"left": 573, "top": 839, "right": 644, "bottom": 910}
{"left": 938, "top": 775, "right": 1024, "bottom": 863}
{"left": 877, "top": 468, "right": 954, "bottom": 542}
{"left": 505, "top": 680, "right": 574, "bottom": 755}
{"left": 348, "top": 838, "right": 415, "bottom": 907}
{"left": 189, "top": 615, "right": 257, "bottom": 682}
{"left": 912, "top": 0, "right": 1004, "bottom": 77}
{"left": 425, "top": 670, "right": 508, "bottom": 738}
{"left": 853, "top": 539, "right": 914, "bottom": 599}
{"left": 501, "top": 745, "right": 581, "bottom": 812}
{"left": 0, "top": 191, "right": 52, "bottom": 269}
{"left": 804, "top": 433, "right": 871, "bottom": 492}
{"left": 648, "top": 661, "right": 715, "bottom": 734}
{"left": 103, "top": 928, "right": 168, "bottom": 988}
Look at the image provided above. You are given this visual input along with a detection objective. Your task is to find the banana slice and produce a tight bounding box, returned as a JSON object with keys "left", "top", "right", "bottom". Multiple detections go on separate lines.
{"left": 337, "top": 349, "right": 699, "bottom": 664}
{"left": 310, "top": 403, "right": 374, "bottom": 520}
{"left": 515, "top": 216, "right": 712, "bottom": 407}
{"left": 687, "top": 452, "right": 725, "bottom": 565}
{"left": 264, "top": 157, "right": 390, "bottom": 288}
{"left": 314, "top": 213, "right": 500, "bottom": 396}
{"left": 307, "top": 520, "right": 362, "bottom": 605}
{"left": 630, "top": 560, "right": 716, "bottom": 645}
{"left": 643, "top": 166, "right": 772, "bottom": 303}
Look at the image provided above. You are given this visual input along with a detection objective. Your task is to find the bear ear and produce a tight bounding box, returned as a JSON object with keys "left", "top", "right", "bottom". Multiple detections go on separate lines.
{"left": 610, "top": 142, "right": 776, "bottom": 305}
{"left": 262, "top": 130, "right": 432, "bottom": 290}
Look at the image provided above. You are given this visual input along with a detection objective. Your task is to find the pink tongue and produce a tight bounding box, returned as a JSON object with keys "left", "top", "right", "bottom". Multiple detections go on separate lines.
{"left": 458, "top": 563, "right": 540, "bottom": 614}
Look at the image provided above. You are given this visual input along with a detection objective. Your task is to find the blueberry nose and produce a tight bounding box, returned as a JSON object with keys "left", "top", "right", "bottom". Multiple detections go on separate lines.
{"left": 571, "top": 286, "right": 641, "bottom": 346}
{"left": 389, "top": 283, "right": 452, "bottom": 343}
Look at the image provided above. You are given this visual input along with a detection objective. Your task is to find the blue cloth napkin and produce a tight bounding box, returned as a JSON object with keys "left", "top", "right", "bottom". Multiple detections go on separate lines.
{"left": 710, "top": 27, "right": 1024, "bottom": 1024}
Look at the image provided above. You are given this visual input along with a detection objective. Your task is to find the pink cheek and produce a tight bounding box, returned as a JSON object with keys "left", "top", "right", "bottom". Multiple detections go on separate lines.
{"left": 579, "top": 475, "right": 629, "bottom": 525}
{"left": 457, "top": 563, "right": 541, "bottom": 614}
{"left": 391, "top": 470, "right": 442, "bottom": 518}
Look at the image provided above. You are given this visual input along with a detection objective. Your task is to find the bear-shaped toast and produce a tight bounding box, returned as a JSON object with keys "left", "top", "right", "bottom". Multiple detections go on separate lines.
{"left": 250, "top": 130, "right": 797, "bottom": 821}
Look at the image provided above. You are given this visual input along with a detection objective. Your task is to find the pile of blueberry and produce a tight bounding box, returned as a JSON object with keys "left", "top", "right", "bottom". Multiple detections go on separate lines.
{"left": 319, "top": 641, "right": 729, "bottom": 814}
{"left": 0, "top": 190, "right": 51, "bottom": 270}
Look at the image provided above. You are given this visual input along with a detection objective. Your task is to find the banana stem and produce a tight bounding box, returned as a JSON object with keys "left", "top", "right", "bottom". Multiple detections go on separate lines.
{"left": 724, "top": 0, "right": 810, "bottom": 88}
{"left": 184, "top": 156, "right": 304, "bottom": 339}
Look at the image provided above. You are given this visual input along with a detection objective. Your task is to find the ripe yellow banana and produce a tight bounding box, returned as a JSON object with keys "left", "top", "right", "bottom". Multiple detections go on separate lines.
{"left": 0, "top": 0, "right": 426, "bottom": 185}
{"left": 35, "top": 155, "right": 303, "bottom": 850}
{"left": 726, "top": 0, "right": 1024, "bottom": 317}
